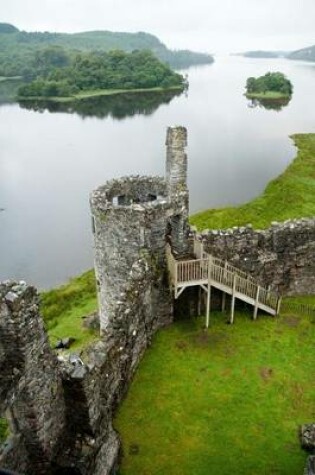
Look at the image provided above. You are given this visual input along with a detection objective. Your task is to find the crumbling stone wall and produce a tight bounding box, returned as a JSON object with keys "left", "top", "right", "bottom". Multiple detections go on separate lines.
{"left": 198, "top": 218, "right": 315, "bottom": 295}
{"left": 0, "top": 281, "right": 66, "bottom": 474}
{"left": 0, "top": 263, "right": 172, "bottom": 475}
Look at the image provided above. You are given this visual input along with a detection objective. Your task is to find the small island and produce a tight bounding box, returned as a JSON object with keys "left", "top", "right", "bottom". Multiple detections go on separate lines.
{"left": 17, "top": 49, "right": 186, "bottom": 102}
{"left": 245, "top": 71, "right": 293, "bottom": 100}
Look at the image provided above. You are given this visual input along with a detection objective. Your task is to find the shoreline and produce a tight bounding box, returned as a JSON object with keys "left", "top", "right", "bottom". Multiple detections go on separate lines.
{"left": 190, "top": 133, "right": 315, "bottom": 230}
{"left": 246, "top": 91, "right": 291, "bottom": 100}
{"left": 17, "top": 85, "right": 185, "bottom": 103}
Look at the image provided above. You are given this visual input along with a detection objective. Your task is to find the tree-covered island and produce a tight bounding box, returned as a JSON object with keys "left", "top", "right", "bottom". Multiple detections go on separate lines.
{"left": 17, "top": 49, "right": 186, "bottom": 101}
{"left": 245, "top": 71, "right": 293, "bottom": 100}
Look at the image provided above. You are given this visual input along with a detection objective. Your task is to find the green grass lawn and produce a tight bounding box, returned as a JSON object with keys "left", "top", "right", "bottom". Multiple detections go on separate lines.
{"left": 190, "top": 134, "right": 315, "bottom": 230}
{"left": 283, "top": 295, "right": 315, "bottom": 306}
{"left": 114, "top": 311, "right": 315, "bottom": 475}
{"left": 40, "top": 269, "right": 98, "bottom": 350}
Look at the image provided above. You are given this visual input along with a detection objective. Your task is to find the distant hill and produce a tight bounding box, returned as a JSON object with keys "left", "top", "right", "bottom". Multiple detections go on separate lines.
{"left": 0, "top": 22, "right": 19, "bottom": 33}
{"left": 288, "top": 45, "right": 315, "bottom": 62}
{"left": 0, "top": 24, "right": 214, "bottom": 75}
{"left": 236, "top": 50, "right": 289, "bottom": 59}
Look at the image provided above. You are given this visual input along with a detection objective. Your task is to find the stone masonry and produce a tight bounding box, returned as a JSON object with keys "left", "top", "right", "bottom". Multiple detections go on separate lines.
{"left": 0, "top": 281, "right": 66, "bottom": 474}
{"left": 198, "top": 218, "right": 315, "bottom": 295}
{"left": 90, "top": 125, "right": 189, "bottom": 333}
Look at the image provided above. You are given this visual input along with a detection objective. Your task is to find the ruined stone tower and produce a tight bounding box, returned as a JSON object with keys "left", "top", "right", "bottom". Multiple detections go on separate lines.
{"left": 166, "top": 125, "right": 190, "bottom": 256}
{"left": 90, "top": 126, "right": 189, "bottom": 333}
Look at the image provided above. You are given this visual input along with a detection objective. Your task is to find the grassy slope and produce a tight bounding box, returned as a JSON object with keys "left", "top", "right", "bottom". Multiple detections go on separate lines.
{"left": 115, "top": 311, "right": 315, "bottom": 475}
{"left": 40, "top": 269, "right": 98, "bottom": 349}
{"left": 190, "top": 134, "right": 315, "bottom": 230}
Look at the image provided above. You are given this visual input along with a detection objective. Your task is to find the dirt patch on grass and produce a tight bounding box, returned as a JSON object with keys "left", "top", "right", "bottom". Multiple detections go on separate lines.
{"left": 175, "top": 341, "right": 188, "bottom": 350}
{"left": 291, "top": 382, "right": 304, "bottom": 409}
{"left": 129, "top": 443, "right": 140, "bottom": 455}
{"left": 281, "top": 315, "right": 300, "bottom": 327}
{"left": 194, "top": 331, "right": 227, "bottom": 347}
{"left": 259, "top": 367, "right": 273, "bottom": 381}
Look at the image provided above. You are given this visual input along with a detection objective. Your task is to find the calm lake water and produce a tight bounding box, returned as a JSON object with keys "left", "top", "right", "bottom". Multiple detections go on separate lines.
{"left": 0, "top": 56, "right": 315, "bottom": 289}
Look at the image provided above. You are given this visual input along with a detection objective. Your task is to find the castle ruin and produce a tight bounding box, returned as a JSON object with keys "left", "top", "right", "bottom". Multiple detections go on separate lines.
{"left": 0, "top": 126, "right": 314, "bottom": 474}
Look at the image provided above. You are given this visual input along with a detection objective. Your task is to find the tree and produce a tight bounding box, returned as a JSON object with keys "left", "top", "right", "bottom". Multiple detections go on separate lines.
{"left": 245, "top": 72, "right": 293, "bottom": 97}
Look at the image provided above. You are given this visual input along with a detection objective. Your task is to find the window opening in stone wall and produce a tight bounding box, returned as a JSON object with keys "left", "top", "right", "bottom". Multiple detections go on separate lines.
{"left": 118, "top": 195, "right": 127, "bottom": 205}
{"left": 148, "top": 194, "right": 157, "bottom": 202}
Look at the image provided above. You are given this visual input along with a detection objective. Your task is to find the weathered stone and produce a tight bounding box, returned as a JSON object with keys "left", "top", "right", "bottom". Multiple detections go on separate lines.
{"left": 301, "top": 424, "right": 315, "bottom": 452}
{"left": 82, "top": 312, "right": 100, "bottom": 330}
{"left": 202, "top": 218, "right": 315, "bottom": 295}
{"left": 0, "top": 281, "right": 66, "bottom": 474}
{"left": 304, "top": 456, "right": 315, "bottom": 475}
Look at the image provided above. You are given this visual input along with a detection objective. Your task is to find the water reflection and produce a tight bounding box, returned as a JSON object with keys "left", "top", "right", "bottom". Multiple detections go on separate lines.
{"left": 247, "top": 96, "right": 291, "bottom": 111}
{"left": 0, "top": 79, "right": 21, "bottom": 104}
{"left": 18, "top": 89, "right": 183, "bottom": 119}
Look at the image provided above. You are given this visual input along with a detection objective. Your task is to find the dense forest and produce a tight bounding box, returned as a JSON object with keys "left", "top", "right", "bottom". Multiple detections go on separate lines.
{"left": 245, "top": 72, "right": 293, "bottom": 97}
{"left": 17, "top": 49, "right": 185, "bottom": 98}
{"left": 288, "top": 45, "right": 315, "bottom": 62}
{"left": 0, "top": 22, "right": 213, "bottom": 78}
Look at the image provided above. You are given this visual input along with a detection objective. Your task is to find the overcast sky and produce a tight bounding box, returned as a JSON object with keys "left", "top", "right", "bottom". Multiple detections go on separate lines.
{"left": 2, "top": 0, "right": 315, "bottom": 54}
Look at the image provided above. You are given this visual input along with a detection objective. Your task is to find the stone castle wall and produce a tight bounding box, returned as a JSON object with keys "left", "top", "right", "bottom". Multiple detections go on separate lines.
{"left": 0, "top": 270, "right": 172, "bottom": 474}
{"left": 198, "top": 217, "right": 315, "bottom": 295}
{"left": 0, "top": 282, "right": 66, "bottom": 475}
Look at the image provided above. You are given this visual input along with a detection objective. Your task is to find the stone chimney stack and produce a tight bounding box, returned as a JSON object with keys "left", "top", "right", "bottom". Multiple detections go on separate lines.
{"left": 165, "top": 126, "right": 190, "bottom": 256}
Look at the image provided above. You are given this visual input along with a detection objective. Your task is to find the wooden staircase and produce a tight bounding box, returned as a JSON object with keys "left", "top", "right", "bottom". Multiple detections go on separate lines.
{"left": 167, "top": 240, "right": 281, "bottom": 327}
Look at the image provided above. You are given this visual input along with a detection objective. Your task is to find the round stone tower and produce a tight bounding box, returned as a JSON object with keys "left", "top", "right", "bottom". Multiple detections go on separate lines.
{"left": 90, "top": 176, "right": 172, "bottom": 331}
{"left": 90, "top": 126, "right": 189, "bottom": 333}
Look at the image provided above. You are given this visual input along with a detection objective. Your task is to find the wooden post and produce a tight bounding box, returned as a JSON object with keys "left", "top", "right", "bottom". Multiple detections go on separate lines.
{"left": 174, "top": 261, "right": 178, "bottom": 298}
{"left": 276, "top": 296, "right": 282, "bottom": 315}
{"left": 198, "top": 286, "right": 201, "bottom": 316}
{"left": 200, "top": 240, "right": 204, "bottom": 259}
{"left": 221, "top": 292, "right": 226, "bottom": 312}
{"left": 206, "top": 255, "right": 212, "bottom": 328}
{"left": 253, "top": 285, "right": 260, "bottom": 320}
{"left": 230, "top": 275, "right": 236, "bottom": 324}
{"left": 223, "top": 260, "right": 227, "bottom": 285}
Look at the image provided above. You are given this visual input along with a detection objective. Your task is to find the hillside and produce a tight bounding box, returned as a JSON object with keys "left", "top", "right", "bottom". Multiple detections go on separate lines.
{"left": 0, "top": 23, "right": 214, "bottom": 76}
{"left": 288, "top": 45, "right": 315, "bottom": 62}
{"left": 241, "top": 50, "right": 284, "bottom": 58}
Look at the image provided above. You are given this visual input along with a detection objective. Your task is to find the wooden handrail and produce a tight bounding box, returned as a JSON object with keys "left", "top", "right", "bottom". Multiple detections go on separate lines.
{"left": 167, "top": 242, "right": 280, "bottom": 313}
